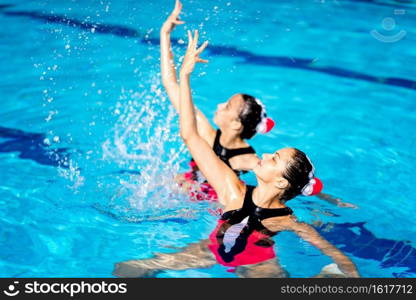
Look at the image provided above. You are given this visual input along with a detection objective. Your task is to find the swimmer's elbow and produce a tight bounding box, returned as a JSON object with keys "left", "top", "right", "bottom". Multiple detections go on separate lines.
{"left": 181, "top": 131, "right": 200, "bottom": 147}
{"left": 162, "top": 79, "right": 177, "bottom": 91}
{"left": 162, "top": 77, "right": 174, "bottom": 86}
{"left": 179, "top": 129, "right": 194, "bottom": 143}
{"left": 179, "top": 130, "right": 188, "bottom": 142}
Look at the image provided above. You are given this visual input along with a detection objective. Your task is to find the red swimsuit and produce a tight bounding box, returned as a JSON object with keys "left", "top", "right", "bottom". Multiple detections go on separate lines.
{"left": 207, "top": 185, "right": 293, "bottom": 269}
{"left": 208, "top": 219, "right": 276, "bottom": 267}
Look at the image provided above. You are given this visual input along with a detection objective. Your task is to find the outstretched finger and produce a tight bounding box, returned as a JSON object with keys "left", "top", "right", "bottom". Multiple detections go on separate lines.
{"left": 192, "top": 30, "right": 199, "bottom": 48}
{"left": 173, "top": 0, "right": 182, "bottom": 15}
{"left": 187, "top": 30, "right": 193, "bottom": 48}
{"left": 196, "top": 41, "right": 209, "bottom": 54}
{"left": 173, "top": 20, "right": 185, "bottom": 25}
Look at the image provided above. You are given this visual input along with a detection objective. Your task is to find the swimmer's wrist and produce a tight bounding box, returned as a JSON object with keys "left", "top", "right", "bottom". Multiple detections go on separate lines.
{"left": 160, "top": 26, "right": 171, "bottom": 34}
{"left": 179, "top": 71, "right": 191, "bottom": 78}
{"left": 161, "top": 20, "right": 175, "bottom": 34}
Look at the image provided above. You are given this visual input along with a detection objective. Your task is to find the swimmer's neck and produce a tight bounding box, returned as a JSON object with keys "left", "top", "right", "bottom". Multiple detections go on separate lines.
{"left": 218, "top": 128, "right": 248, "bottom": 149}
{"left": 252, "top": 184, "right": 286, "bottom": 209}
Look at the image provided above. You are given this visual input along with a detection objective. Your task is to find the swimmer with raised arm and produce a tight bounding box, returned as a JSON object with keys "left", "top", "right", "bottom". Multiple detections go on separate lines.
{"left": 160, "top": 1, "right": 356, "bottom": 208}
{"left": 114, "top": 30, "right": 359, "bottom": 278}
{"left": 161, "top": 1, "right": 275, "bottom": 200}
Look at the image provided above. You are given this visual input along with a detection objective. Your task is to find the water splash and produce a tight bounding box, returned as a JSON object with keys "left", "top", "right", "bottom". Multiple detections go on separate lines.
{"left": 30, "top": 6, "right": 195, "bottom": 220}
{"left": 57, "top": 158, "right": 85, "bottom": 190}
{"left": 101, "top": 77, "right": 189, "bottom": 215}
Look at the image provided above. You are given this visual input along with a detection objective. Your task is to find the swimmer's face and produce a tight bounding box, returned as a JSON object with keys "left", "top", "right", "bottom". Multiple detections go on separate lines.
{"left": 253, "top": 148, "right": 295, "bottom": 188}
{"left": 213, "top": 94, "right": 245, "bottom": 130}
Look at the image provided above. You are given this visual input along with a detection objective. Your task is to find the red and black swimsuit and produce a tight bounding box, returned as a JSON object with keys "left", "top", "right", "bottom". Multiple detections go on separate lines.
{"left": 183, "top": 130, "right": 255, "bottom": 201}
{"left": 208, "top": 185, "right": 293, "bottom": 268}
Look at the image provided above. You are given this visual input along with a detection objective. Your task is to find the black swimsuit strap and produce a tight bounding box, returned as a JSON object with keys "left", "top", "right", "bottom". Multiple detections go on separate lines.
{"left": 213, "top": 130, "right": 255, "bottom": 163}
{"left": 220, "top": 185, "right": 256, "bottom": 224}
{"left": 246, "top": 185, "right": 293, "bottom": 220}
{"left": 254, "top": 206, "right": 293, "bottom": 221}
{"left": 213, "top": 129, "right": 221, "bottom": 149}
{"left": 221, "top": 185, "right": 293, "bottom": 227}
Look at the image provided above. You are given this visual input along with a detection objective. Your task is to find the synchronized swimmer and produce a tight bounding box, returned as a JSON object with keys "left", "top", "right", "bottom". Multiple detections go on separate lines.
{"left": 160, "top": 0, "right": 356, "bottom": 208}
{"left": 113, "top": 1, "right": 359, "bottom": 278}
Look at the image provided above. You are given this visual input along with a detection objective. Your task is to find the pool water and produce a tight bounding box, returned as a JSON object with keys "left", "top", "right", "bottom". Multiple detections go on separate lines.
{"left": 0, "top": 0, "right": 415, "bottom": 278}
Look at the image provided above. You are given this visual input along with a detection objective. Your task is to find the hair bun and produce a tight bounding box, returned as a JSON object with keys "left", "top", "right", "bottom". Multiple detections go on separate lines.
{"left": 301, "top": 177, "right": 323, "bottom": 196}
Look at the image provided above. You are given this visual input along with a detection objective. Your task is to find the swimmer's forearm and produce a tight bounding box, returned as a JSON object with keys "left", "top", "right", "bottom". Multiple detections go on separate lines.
{"left": 160, "top": 31, "right": 178, "bottom": 85}
{"left": 331, "top": 254, "right": 360, "bottom": 277}
{"left": 160, "top": 31, "right": 180, "bottom": 113}
{"left": 160, "top": 0, "right": 183, "bottom": 93}
{"left": 162, "top": 35, "right": 214, "bottom": 140}
{"left": 294, "top": 223, "right": 360, "bottom": 277}
{"left": 317, "top": 192, "right": 358, "bottom": 209}
{"left": 319, "top": 244, "right": 360, "bottom": 277}
{"left": 179, "top": 73, "right": 198, "bottom": 140}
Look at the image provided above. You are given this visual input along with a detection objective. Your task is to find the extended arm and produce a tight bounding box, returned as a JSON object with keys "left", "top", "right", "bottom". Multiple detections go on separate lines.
{"left": 316, "top": 192, "right": 358, "bottom": 209}
{"left": 178, "top": 30, "right": 243, "bottom": 206}
{"left": 160, "top": 1, "right": 216, "bottom": 144}
{"left": 292, "top": 222, "right": 360, "bottom": 277}
{"left": 160, "top": 1, "right": 181, "bottom": 101}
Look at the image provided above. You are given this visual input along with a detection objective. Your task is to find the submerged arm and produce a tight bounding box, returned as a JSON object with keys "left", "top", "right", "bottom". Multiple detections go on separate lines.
{"left": 291, "top": 222, "right": 360, "bottom": 277}
{"left": 316, "top": 192, "right": 358, "bottom": 209}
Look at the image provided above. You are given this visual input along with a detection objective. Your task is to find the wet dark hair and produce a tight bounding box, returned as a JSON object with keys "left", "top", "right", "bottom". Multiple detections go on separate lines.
{"left": 238, "top": 94, "right": 263, "bottom": 139}
{"left": 281, "top": 148, "right": 313, "bottom": 202}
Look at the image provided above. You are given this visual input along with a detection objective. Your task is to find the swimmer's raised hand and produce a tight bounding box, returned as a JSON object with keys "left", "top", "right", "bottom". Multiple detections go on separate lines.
{"left": 180, "top": 30, "right": 208, "bottom": 76}
{"left": 161, "top": 0, "right": 185, "bottom": 33}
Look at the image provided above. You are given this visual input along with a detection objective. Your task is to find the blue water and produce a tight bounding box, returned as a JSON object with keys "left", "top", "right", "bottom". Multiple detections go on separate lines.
{"left": 0, "top": 0, "right": 415, "bottom": 278}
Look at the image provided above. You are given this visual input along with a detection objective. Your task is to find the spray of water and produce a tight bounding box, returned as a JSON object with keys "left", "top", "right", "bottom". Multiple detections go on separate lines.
{"left": 100, "top": 75, "right": 190, "bottom": 216}
{"left": 34, "top": 11, "right": 200, "bottom": 220}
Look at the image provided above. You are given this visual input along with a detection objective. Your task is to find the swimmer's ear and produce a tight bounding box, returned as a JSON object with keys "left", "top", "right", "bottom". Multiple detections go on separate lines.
{"left": 230, "top": 119, "right": 242, "bottom": 131}
{"left": 275, "top": 177, "right": 289, "bottom": 190}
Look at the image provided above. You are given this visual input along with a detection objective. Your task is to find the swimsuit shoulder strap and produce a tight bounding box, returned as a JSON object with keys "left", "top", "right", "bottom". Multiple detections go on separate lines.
{"left": 248, "top": 187, "right": 293, "bottom": 231}
{"left": 245, "top": 185, "right": 293, "bottom": 220}
{"left": 225, "top": 146, "right": 256, "bottom": 159}
{"left": 242, "top": 185, "right": 256, "bottom": 211}
{"left": 254, "top": 206, "right": 293, "bottom": 221}
{"left": 212, "top": 130, "right": 232, "bottom": 168}
{"left": 213, "top": 129, "right": 221, "bottom": 149}
{"left": 220, "top": 185, "right": 256, "bottom": 223}
{"left": 213, "top": 129, "right": 256, "bottom": 164}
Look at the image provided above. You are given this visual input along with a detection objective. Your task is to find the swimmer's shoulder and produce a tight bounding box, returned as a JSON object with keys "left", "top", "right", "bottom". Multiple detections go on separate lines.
{"left": 222, "top": 183, "right": 247, "bottom": 212}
